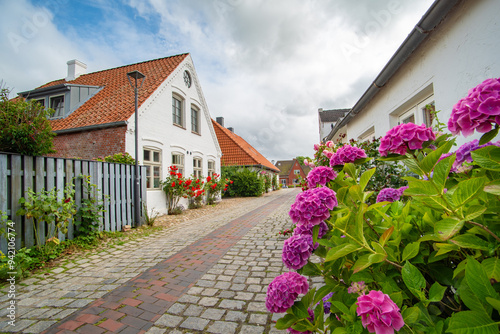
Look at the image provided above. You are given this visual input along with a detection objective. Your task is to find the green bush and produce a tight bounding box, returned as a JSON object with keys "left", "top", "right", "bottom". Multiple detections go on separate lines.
{"left": 0, "top": 87, "right": 56, "bottom": 155}
{"left": 225, "top": 167, "right": 264, "bottom": 197}
{"left": 96, "top": 152, "right": 135, "bottom": 165}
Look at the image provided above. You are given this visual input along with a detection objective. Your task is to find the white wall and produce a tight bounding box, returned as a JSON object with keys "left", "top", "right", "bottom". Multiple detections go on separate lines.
{"left": 345, "top": 0, "right": 500, "bottom": 146}
{"left": 125, "top": 55, "right": 222, "bottom": 214}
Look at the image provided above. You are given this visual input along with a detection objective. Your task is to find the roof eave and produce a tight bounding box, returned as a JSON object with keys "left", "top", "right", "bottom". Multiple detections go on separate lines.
{"left": 326, "top": 0, "right": 459, "bottom": 141}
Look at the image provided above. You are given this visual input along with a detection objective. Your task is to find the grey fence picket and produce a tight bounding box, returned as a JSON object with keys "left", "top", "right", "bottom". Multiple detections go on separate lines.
{"left": 0, "top": 155, "right": 7, "bottom": 254}
{"left": 0, "top": 152, "right": 147, "bottom": 250}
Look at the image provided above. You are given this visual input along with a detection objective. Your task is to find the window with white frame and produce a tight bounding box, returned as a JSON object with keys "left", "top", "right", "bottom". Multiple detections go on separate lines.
{"left": 172, "top": 152, "right": 185, "bottom": 175}
{"left": 191, "top": 106, "right": 200, "bottom": 134}
{"left": 398, "top": 95, "right": 435, "bottom": 127}
{"left": 50, "top": 95, "right": 65, "bottom": 118}
{"left": 358, "top": 126, "right": 375, "bottom": 142}
{"left": 294, "top": 170, "right": 300, "bottom": 175}
{"left": 207, "top": 160, "right": 215, "bottom": 177}
{"left": 144, "top": 148, "right": 161, "bottom": 189}
{"left": 172, "top": 95, "right": 183, "bottom": 127}
{"left": 193, "top": 157, "right": 202, "bottom": 178}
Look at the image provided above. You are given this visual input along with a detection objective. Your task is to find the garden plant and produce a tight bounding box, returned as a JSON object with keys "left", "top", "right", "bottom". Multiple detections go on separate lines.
{"left": 267, "top": 78, "right": 500, "bottom": 334}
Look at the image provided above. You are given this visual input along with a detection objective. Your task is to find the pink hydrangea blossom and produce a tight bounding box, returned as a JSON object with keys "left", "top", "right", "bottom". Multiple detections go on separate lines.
{"left": 356, "top": 290, "right": 404, "bottom": 334}
{"left": 307, "top": 166, "right": 337, "bottom": 188}
{"left": 379, "top": 123, "right": 435, "bottom": 156}
{"left": 289, "top": 187, "right": 338, "bottom": 227}
{"left": 293, "top": 221, "right": 328, "bottom": 249}
{"left": 330, "top": 145, "right": 367, "bottom": 166}
{"left": 448, "top": 78, "right": 500, "bottom": 137}
{"left": 376, "top": 186, "right": 407, "bottom": 203}
{"left": 282, "top": 234, "right": 314, "bottom": 270}
{"left": 266, "top": 272, "right": 309, "bottom": 313}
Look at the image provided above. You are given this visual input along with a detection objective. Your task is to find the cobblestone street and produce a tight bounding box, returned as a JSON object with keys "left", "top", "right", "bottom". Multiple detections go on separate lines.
{"left": 0, "top": 188, "right": 300, "bottom": 333}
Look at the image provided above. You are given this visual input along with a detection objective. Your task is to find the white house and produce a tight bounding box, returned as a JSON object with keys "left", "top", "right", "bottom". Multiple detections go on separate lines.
{"left": 19, "top": 54, "right": 222, "bottom": 214}
{"left": 325, "top": 0, "right": 500, "bottom": 145}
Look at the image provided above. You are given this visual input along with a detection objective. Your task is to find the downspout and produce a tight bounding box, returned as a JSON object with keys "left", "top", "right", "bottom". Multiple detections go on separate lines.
{"left": 326, "top": 0, "right": 459, "bottom": 141}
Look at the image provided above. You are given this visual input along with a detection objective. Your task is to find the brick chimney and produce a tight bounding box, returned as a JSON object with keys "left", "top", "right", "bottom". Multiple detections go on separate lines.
{"left": 66, "top": 59, "right": 87, "bottom": 81}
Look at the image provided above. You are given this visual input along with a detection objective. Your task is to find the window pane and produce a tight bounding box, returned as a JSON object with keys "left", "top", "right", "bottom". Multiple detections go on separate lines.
{"left": 146, "top": 166, "right": 151, "bottom": 177}
{"left": 153, "top": 178, "right": 160, "bottom": 188}
{"left": 144, "top": 150, "right": 150, "bottom": 162}
{"left": 154, "top": 166, "right": 160, "bottom": 177}
{"left": 153, "top": 151, "right": 160, "bottom": 162}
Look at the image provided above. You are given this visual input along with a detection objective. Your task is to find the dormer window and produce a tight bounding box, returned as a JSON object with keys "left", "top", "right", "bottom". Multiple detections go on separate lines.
{"left": 50, "top": 95, "right": 65, "bottom": 118}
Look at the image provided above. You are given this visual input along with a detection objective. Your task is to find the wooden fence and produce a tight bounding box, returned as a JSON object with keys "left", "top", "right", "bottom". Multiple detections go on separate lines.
{"left": 0, "top": 152, "right": 147, "bottom": 253}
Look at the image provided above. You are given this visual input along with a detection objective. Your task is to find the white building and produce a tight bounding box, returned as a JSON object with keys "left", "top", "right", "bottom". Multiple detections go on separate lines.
{"left": 20, "top": 54, "right": 222, "bottom": 214}
{"left": 325, "top": 0, "right": 500, "bottom": 145}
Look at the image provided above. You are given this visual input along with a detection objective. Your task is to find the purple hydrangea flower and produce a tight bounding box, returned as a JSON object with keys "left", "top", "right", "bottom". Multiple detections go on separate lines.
{"left": 356, "top": 290, "right": 405, "bottom": 334}
{"left": 266, "top": 272, "right": 309, "bottom": 313}
{"left": 307, "top": 166, "right": 337, "bottom": 188}
{"left": 282, "top": 234, "right": 314, "bottom": 270}
{"left": 317, "top": 292, "right": 334, "bottom": 314}
{"left": 453, "top": 139, "right": 500, "bottom": 170}
{"left": 289, "top": 187, "right": 338, "bottom": 227}
{"left": 376, "top": 186, "right": 407, "bottom": 203}
{"left": 379, "top": 123, "right": 436, "bottom": 156}
{"left": 448, "top": 78, "right": 500, "bottom": 137}
{"left": 330, "top": 145, "right": 367, "bottom": 166}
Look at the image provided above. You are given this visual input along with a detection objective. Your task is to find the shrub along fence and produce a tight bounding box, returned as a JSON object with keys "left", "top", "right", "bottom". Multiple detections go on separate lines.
{"left": 0, "top": 152, "right": 147, "bottom": 253}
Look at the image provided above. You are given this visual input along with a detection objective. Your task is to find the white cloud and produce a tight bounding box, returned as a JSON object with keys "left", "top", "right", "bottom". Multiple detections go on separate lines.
{"left": 0, "top": 0, "right": 435, "bottom": 161}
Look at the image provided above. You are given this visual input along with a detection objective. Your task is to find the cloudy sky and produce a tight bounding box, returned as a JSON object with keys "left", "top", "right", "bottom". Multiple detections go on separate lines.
{"left": 0, "top": 0, "right": 435, "bottom": 162}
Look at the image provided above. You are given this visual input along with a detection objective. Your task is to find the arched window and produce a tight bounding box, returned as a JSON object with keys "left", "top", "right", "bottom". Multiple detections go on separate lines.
{"left": 172, "top": 152, "right": 185, "bottom": 175}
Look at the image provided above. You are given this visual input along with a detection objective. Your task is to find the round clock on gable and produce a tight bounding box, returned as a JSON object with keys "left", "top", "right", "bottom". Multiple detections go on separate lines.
{"left": 183, "top": 70, "right": 192, "bottom": 88}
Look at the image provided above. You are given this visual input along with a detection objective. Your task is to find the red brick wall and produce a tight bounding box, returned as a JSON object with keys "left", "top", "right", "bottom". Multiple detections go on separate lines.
{"left": 49, "top": 126, "right": 127, "bottom": 159}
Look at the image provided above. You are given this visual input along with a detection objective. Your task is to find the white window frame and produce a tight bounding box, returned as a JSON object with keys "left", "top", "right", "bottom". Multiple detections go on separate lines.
{"left": 172, "top": 152, "right": 185, "bottom": 176}
{"left": 398, "top": 95, "right": 435, "bottom": 127}
{"left": 50, "top": 95, "right": 65, "bottom": 118}
{"left": 144, "top": 148, "right": 162, "bottom": 189}
{"left": 207, "top": 160, "right": 215, "bottom": 177}
{"left": 193, "top": 157, "right": 202, "bottom": 178}
{"left": 172, "top": 94, "right": 184, "bottom": 127}
{"left": 358, "top": 126, "right": 375, "bottom": 142}
{"left": 293, "top": 170, "right": 300, "bottom": 175}
{"left": 191, "top": 105, "right": 200, "bottom": 134}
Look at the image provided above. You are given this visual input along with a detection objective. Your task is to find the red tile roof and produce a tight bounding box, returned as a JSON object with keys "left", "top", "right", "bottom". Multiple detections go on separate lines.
{"left": 37, "top": 54, "right": 189, "bottom": 131}
{"left": 212, "top": 119, "right": 280, "bottom": 173}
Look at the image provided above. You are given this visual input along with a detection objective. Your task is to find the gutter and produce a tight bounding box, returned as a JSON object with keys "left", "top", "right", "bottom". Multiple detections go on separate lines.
{"left": 326, "top": 0, "right": 459, "bottom": 141}
{"left": 54, "top": 121, "right": 128, "bottom": 134}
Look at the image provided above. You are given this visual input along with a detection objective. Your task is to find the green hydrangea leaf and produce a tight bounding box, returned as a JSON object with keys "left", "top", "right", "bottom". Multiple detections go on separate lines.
{"left": 448, "top": 311, "right": 498, "bottom": 334}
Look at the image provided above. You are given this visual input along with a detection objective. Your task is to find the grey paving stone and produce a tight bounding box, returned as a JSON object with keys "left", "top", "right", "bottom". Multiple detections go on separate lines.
{"left": 201, "top": 308, "right": 225, "bottom": 320}
{"left": 225, "top": 310, "right": 247, "bottom": 322}
{"left": 145, "top": 326, "right": 167, "bottom": 334}
{"left": 240, "top": 324, "right": 266, "bottom": 334}
{"left": 180, "top": 316, "right": 209, "bottom": 331}
{"left": 23, "top": 320, "right": 57, "bottom": 333}
{"left": 184, "top": 304, "right": 204, "bottom": 316}
{"left": 219, "top": 299, "right": 246, "bottom": 310}
{"left": 155, "top": 314, "right": 183, "bottom": 327}
{"left": 167, "top": 302, "right": 187, "bottom": 315}
{"left": 249, "top": 313, "right": 269, "bottom": 325}
{"left": 199, "top": 297, "right": 219, "bottom": 307}
{"left": 207, "top": 320, "right": 238, "bottom": 334}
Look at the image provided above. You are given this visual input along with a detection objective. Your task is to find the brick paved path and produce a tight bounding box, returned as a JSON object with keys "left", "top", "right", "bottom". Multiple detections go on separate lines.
{"left": 0, "top": 188, "right": 300, "bottom": 333}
